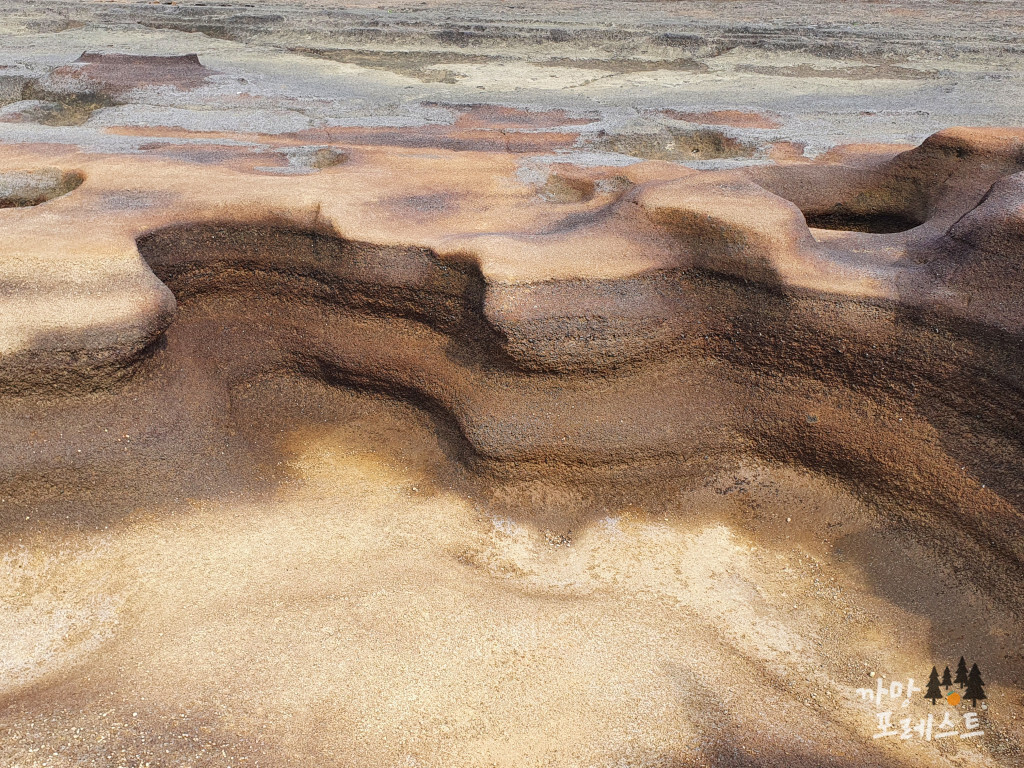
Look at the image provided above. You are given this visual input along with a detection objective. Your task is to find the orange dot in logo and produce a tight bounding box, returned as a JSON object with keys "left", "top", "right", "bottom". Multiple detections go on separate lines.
{"left": 947, "top": 692, "right": 962, "bottom": 706}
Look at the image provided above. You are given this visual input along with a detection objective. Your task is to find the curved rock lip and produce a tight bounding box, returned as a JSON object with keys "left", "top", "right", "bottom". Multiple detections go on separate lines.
{"left": 0, "top": 168, "right": 84, "bottom": 208}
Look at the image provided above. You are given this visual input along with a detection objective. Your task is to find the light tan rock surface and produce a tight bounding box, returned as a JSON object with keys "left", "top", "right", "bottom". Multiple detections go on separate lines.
{"left": 1, "top": 15, "right": 1024, "bottom": 768}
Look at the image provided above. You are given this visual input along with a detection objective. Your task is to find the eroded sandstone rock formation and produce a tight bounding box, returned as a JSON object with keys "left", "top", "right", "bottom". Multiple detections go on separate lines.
{"left": 2, "top": 124, "right": 1023, "bottom": 766}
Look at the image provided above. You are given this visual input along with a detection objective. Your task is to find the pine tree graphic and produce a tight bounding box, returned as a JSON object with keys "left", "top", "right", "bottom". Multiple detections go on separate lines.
{"left": 955, "top": 656, "right": 969, "bottom": 689}
{"left": 925, "top": 666, "right": 943, "bottom": 704}
{"left": 941, "top": 666, "right": 953, "bottom": 689}
{"left": 964, "top": 663, "right": 986, "bottom": 707}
